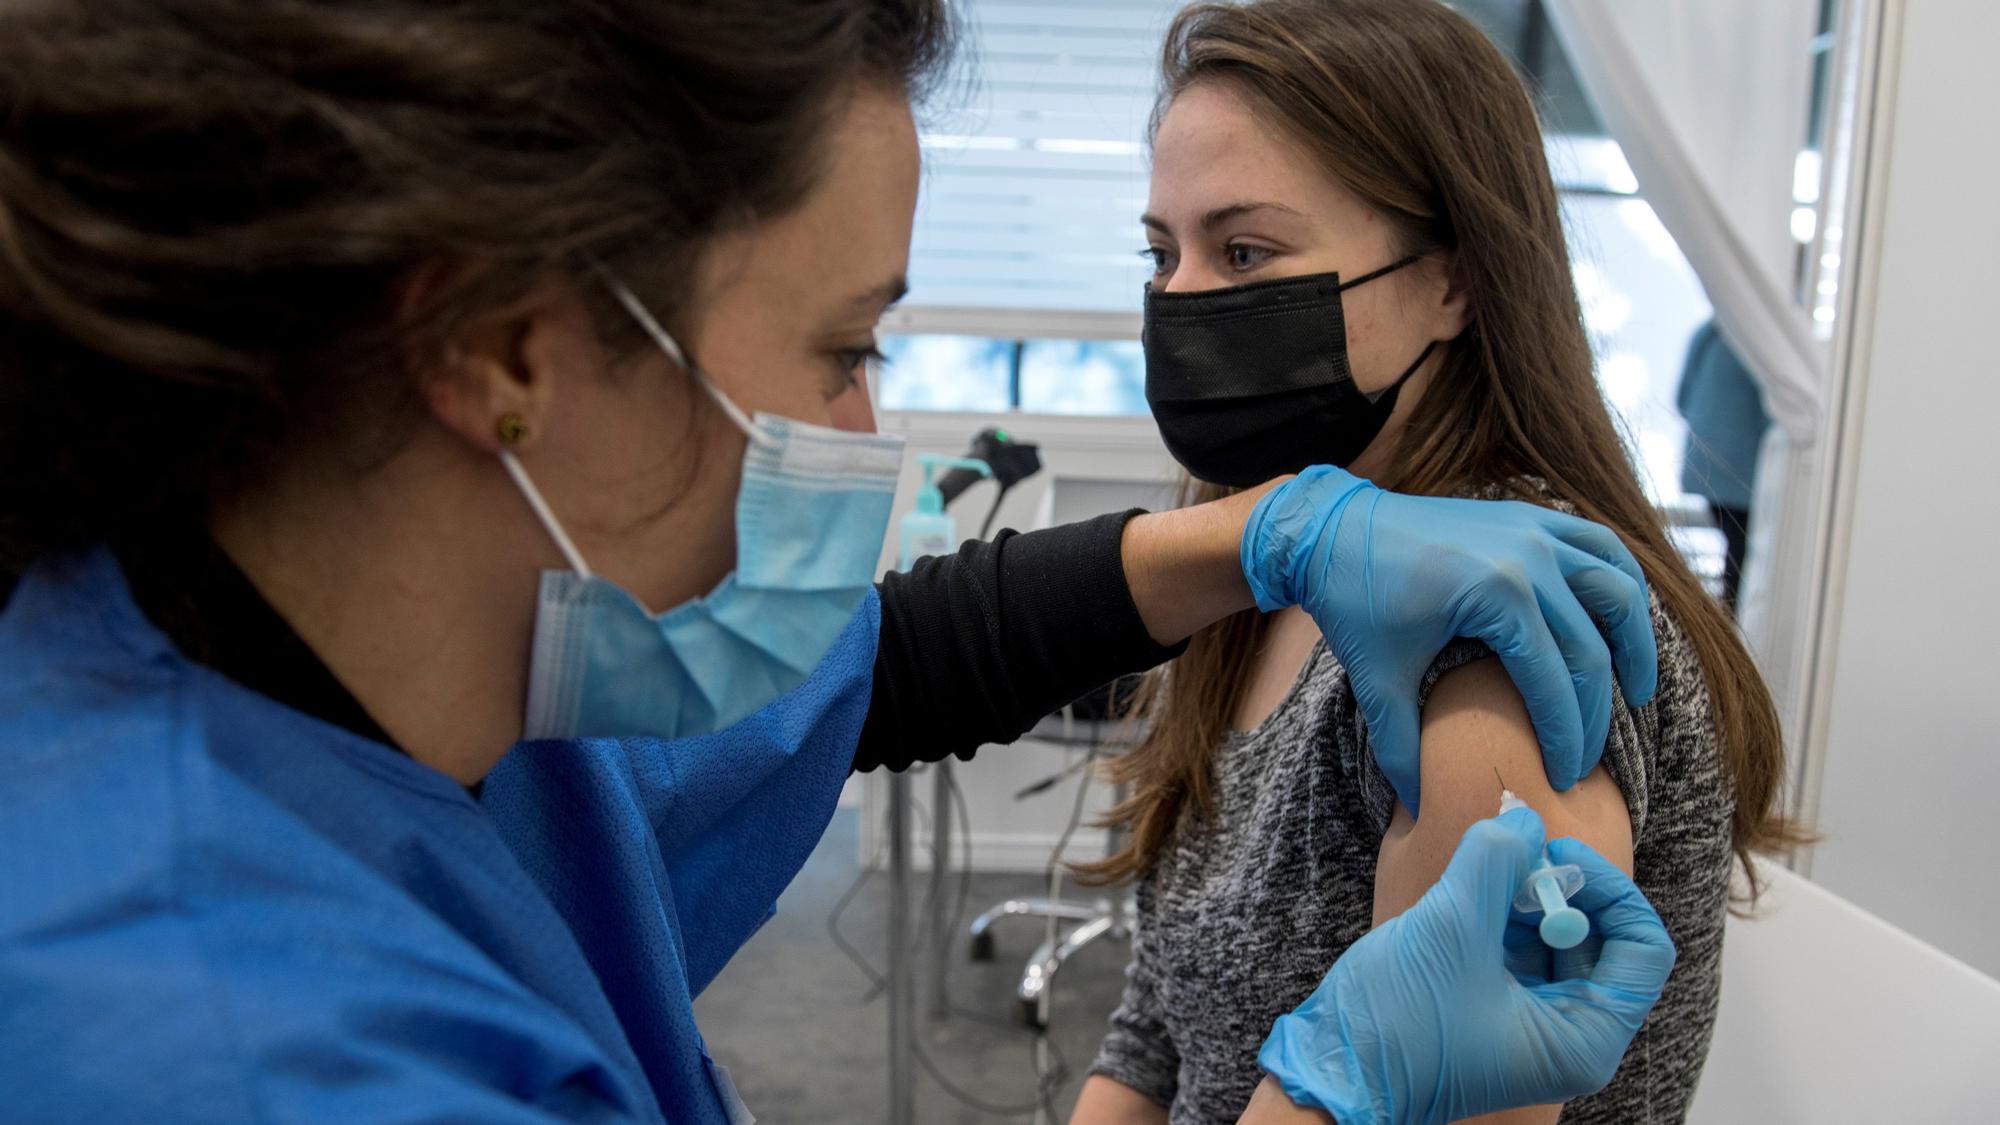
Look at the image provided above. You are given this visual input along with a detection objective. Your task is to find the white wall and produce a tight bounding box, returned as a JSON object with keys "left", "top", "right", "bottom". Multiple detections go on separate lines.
{"left": 1804, "top": 0, "right": 2000, "bottom": 979}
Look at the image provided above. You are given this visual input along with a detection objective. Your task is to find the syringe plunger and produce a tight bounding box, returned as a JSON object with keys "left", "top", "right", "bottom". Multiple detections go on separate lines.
{"left": 1498, "top": 788, "right": 1591, "bottom": 951}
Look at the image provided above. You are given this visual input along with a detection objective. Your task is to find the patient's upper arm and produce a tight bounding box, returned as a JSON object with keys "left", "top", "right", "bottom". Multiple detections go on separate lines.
{"left": 1373, "top": 656, "right": 1634, "bottom": 920}
{"left": 1371, "top": 656, "right": 1634, "bottom": 1125}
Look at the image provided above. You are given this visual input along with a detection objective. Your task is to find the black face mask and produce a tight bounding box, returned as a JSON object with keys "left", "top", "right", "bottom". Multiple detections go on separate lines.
{"left": 1142, "top": 257, "right": 1436, "bottom": 487}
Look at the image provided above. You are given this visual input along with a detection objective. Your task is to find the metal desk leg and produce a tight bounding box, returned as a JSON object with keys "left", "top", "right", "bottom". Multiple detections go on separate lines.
{"left": 927, "top": 761, "right": 953, "bottom": 1021}
{"left": 886, "top": 771, "right": 915, "bottom": 1125}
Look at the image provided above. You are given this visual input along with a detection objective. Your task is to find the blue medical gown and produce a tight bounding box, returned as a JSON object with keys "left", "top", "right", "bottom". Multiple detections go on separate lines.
{"left": 0, "top": 549, "right": 876, "bottom": 1123}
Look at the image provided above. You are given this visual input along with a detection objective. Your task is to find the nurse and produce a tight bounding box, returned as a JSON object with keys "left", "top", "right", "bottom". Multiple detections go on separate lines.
{"left": 0, "top": 2, "right": 1671, "bottom": 1122}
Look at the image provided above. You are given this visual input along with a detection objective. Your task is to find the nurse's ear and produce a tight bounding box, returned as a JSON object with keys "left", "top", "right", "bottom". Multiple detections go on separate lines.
{"left": 413, "top": 267, "right": 603, "bottom": 454}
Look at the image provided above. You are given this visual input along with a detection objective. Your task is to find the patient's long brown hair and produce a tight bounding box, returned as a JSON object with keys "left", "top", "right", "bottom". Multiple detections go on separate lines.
{"left": 1081, "top": 0, "right": 1802, "bottom": 893}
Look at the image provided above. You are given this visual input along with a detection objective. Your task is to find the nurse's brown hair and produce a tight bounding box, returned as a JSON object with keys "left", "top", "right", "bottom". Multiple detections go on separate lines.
{"left": 1081, "top": 0, "right": 1803, "bottom": 896}
{"left": 0, "top": 0, "right": 951, "bottom": 578}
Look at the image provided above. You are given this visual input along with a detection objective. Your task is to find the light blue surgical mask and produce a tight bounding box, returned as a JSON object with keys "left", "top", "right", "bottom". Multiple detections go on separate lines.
{"left": 503, "top": 275, "right": 905, "bottom": 741}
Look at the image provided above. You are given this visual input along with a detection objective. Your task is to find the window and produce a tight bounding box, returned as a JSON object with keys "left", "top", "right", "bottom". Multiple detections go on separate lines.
{"left": 877, "top": 335, "right": 1147, "bottom": 415}
{"left": 876, "top": 335, "right": 1015, "bottom": 412}
{"left": 1562, "top": 191, "right": 1713, "bottom": 505}
{"left": 1020, "top": 339, "right": 1146, "bottom": 415}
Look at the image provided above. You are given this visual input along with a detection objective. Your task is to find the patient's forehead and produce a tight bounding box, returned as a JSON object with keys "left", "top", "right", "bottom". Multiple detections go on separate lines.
{"left": 1147, "top": 82, "right": 1377, "bottom": 244}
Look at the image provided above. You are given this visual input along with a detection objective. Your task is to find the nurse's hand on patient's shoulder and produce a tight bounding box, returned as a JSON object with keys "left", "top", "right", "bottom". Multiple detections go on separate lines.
{"left": 1239, "top": 466, "right": 1658, "bottom": 814}
{"left": 1252, "top": 807, "right": 1675, "bottom": 1125}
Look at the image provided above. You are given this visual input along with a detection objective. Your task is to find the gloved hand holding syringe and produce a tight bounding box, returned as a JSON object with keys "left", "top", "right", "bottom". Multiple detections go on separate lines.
{"left": 1496, "top": 769, "right": 1596, "bottom": 976}
{"left": 1258, "top": 800, "right": 1676, "bottom": 1122}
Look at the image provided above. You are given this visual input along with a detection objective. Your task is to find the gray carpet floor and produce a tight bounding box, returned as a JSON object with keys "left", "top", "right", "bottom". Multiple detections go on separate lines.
{"left": 693, "top": 809, "right": 1133, "bottom": 1124}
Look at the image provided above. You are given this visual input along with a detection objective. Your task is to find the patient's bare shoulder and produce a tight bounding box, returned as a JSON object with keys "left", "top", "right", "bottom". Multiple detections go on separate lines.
{"left": 1372, "top": 655, "right": 1634, "bottom": 922}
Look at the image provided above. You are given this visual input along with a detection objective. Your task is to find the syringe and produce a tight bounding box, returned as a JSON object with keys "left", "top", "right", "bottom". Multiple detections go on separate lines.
{"left": 1495, "top": 774, "right": 1590, "bottom": 951}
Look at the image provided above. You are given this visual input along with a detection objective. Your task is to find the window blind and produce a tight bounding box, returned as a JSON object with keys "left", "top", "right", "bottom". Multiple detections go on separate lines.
{"left": 901, "top": 1, "right": 1632, "bottom": 324}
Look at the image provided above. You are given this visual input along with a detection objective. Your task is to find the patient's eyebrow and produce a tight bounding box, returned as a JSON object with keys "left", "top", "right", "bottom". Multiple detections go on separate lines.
{"left": 1140, "top": 200, "right": 1309, "bottom": 236}
{"left": 1199, "top": 201, "right": 1306, "bottom": 230}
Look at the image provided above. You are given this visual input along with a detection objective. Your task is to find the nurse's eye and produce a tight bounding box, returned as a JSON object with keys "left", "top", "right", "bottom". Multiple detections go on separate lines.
{"left": 1225, "top": 243, "right": 1275, "bottom": 272}
{"left": 1140, "top": 245, "right": 1177, "bottom": 279}
{"left": 827, "top": 343, "right": 885, "bottom": 398}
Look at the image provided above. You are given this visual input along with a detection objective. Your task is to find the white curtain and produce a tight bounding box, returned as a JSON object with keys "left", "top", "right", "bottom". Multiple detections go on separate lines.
{"left": 1545, "top": 0, "right": 1825, "bottom": 444}
{"left": 1545, "top": 0, "right": 1835, "bottom": 766}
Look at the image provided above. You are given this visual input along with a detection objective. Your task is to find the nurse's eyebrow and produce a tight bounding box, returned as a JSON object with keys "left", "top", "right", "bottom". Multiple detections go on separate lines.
{"left": 846, "top": 275, "right": 910, "bottom": 312}
{"left": 1141, "top": 201, "right": 1307, "bottom": 234}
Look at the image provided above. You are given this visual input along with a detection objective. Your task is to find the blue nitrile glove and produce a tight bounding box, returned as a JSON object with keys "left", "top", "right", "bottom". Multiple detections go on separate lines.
{"left": 1258, "top": 807, "right": 1676, "bottom": 1124}
{"left": 1241, "top": 467, "right": 1658, "bottom": 813}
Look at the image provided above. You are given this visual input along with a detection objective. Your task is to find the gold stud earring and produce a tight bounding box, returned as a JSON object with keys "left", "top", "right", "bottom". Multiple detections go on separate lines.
{"left": 496, "top": 413, "right": 528, "bottom": 447}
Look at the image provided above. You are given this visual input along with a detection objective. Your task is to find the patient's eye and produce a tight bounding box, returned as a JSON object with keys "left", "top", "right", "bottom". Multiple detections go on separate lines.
{"left": 1226, "top": 243, "right": 1275, "bottom": 272}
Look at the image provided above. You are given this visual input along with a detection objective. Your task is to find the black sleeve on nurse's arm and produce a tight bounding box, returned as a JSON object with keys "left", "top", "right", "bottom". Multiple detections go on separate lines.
{"left": 854, "top": 510, "right": 1188, "bottom": 773}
